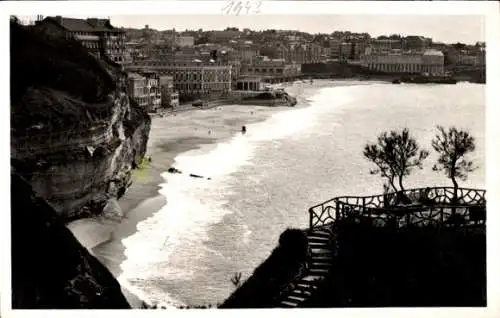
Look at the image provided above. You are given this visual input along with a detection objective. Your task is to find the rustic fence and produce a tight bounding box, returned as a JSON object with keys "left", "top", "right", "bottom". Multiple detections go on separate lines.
{"left": 309, "top": 187, "right": 486, "bottom": 229}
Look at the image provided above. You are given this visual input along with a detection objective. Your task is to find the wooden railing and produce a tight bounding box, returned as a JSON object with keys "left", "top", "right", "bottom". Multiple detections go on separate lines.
{"left": 309, "top": 187, "right": 486, "bottom": 229}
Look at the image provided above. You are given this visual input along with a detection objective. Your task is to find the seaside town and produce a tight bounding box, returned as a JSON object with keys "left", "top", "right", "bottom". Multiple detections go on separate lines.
{"left": 9, "top": 12, "right": 487, "bottom": 311}
{"left": 20, "top": 15, "right": 486, "bottom": 113}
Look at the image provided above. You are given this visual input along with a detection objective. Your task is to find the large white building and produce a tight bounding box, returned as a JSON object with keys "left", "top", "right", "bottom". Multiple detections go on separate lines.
{"left": 127, "top": 61, "right": 232, "bottom": 98}
{"left": 241, "top": 58, "right": 302, "bottom": 78}
{"left": 362, "top": 49, "right": 445, "bottom": 75}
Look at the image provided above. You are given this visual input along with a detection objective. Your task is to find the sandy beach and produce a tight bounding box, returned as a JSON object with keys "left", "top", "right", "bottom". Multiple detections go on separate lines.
{"left": 66, "top": 79, "right": 335, "bottom": 307}
{"left": 65, "top": 79, "right": 484, "bottom": 307}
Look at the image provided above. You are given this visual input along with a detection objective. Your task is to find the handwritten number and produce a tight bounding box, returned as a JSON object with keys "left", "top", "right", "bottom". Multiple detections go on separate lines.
{"left": 221, "top": 1, "right": 235, "bottom": 15}
{"left": 222, "top": 0, "right": 261, "bottom": 15}
{"left": 252, "top": 0, "right": 262, "bottom": 14}
{"left": 244, "top": 1, "right": 252, "bottom": 15}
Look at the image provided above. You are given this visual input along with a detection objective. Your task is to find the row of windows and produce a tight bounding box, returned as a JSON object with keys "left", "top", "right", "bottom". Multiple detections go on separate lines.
{"left": 369, "top": 63, "right": 422, "bottom": 72}
{"left": 247, "top": 68, "right": 284, "bottom": 74}
{"left": 83, "top": 41, "right": 99, "bottom": 49}
{"left": 174, "top": 73, "right": 203, "bottom": 81}
{"left": 176, "top": 83, "right": 203, "bottom": 90}
{"left": 368, "top": 63, "right": 444, "bottom": 73}
{"left": 175, "top": 83, "right": 231, "bottom": 91}
{"left": 72, "top": 31, "right": 94, "bottom": 36}
{"left": 136, "top": 61, "right": 231, "bottom": 70}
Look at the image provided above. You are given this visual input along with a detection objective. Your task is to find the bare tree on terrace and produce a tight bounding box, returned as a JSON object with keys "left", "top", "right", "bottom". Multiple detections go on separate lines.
{"left": 363, "top": 128, "right": 429, "bottom": 194}
{"left": 431, "top": 126, "right": 477, "bottom": 202}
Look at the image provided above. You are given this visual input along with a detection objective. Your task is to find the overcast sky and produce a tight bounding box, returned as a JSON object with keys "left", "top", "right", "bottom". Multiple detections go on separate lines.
{"left": 16, "top": 14, "right": 484, "bottom": 44}
{"left": 107, "top": 15, "right": 484, "bottom": 44}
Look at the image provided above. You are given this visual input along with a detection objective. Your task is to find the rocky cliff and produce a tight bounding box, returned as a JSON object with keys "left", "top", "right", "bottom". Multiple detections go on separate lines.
{"left": 10, "top": 19, "right": 151, "bottom": 221}
{"left": 11, "top": 172, "right": 131, "bottom": 309}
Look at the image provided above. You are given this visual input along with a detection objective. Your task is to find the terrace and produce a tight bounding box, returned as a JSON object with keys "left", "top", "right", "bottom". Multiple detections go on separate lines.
{"left": 309, "top": 187, "right": 486, "bottom": 230}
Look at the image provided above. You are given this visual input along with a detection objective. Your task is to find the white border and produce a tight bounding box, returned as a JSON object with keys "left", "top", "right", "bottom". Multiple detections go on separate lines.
{"left": 1, "top": 1, "right": 499, "bottom": 318}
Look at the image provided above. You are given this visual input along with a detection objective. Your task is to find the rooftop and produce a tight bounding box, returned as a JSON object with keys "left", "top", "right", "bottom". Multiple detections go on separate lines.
{"left": 43, "top": 16, "right": 124, "bottom": 33}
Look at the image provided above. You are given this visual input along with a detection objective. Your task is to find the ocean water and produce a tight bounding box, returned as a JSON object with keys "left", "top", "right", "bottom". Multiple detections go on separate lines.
{"left": 117, "top": 82, "right": 485, "bottom": 307}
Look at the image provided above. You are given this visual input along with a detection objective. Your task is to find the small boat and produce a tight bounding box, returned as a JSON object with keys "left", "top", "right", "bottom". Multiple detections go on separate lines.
{"left": 392, "top": 79, "right": 401, "bottom": 84}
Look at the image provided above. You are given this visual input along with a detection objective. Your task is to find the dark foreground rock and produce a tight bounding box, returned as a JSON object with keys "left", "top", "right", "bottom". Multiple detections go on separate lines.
{"left": 221, "top": 220, "right": 486, "bottom": 308}
{"left": 220, "top": 228, "right": 309, "bottom": 308}
{"left": 11, "top": 171, "right": 131, "bottom": 309}
{"left": 303, "top": 219, "right": 486, "bottom": 307}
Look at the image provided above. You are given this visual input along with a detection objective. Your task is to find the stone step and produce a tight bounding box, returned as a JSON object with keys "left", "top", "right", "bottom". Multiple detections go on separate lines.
{"left": 280, "top": 300, "right": 299, "bottom": 307}
{"left": 308, "top": 233, "right": 331, "bottom": 239}
{"left": 311, "top": 262, "right": 332, "bottom": 268}
{"left": 308, "top": 237, "right": 331, "bottom": 243}
{"left": 286, "top": 295, "right": 307, "bottom": 302}
{"left": 309, "top": 243, "right": 330, "bottom": 249}
{"left": 295, "top": 279, "right": 315, "bottom": 290}
{"left": 310, "top": 263, "right": 332, "bottom": 271}
{"left": 295, "top": 283, "right": 315, "bottom": 291}
{"left": 311, "top": 255, "right": 333, "bottom": 261}
{"left": 289, "top": 289, "right": 312, "bottom": 297}
{"left": 309, "top": 268, "right": 330, "bottom": 275}
{"left": 295, "top": 284, "right": 320, "bottom": 293}
{"left": 310, "top": 245, "right": 330, "bottom": 249}
{"left": 310, "top": 248, "right": 332, "bottom": 254}
{"left": 300, "top": 274, "right": 325, "bottom": 282}
{"left": 308, "top": 231, "right": 331, "bottom": 238}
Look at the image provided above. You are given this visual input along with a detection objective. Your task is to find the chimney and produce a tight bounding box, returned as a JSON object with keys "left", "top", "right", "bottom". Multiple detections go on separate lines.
{"left": 55, "top": 16, "right": 62, "bottom": 24}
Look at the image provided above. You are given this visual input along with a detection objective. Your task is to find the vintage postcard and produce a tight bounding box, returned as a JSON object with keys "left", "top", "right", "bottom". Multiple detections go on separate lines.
{"left": 1, "top": 1, "right": 499, "bottom": 318}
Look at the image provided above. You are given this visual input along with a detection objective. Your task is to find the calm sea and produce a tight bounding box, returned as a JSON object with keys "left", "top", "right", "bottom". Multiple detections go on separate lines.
{"left": 116, "top": 82, "right": 485, "bottom": 307}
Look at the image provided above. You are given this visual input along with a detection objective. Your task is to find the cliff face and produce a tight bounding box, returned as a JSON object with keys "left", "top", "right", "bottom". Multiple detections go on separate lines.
{"left": 10, "top": 20, "right": 151, "bottom": 221}
{"left": 11, "top": 172, "right": 131, "bottom": 309}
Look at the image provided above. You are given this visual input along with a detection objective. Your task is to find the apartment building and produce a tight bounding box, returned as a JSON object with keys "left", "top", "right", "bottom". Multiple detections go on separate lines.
{"left": 159, "top": 75, "right": 179, "bottom": 108}
{"left": 127, "top": 72, "right": 162, "bottom": 112}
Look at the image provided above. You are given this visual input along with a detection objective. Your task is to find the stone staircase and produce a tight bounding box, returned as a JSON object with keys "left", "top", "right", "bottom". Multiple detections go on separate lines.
{"left": 277, "top": 226, "right": 335, "bottom": 308}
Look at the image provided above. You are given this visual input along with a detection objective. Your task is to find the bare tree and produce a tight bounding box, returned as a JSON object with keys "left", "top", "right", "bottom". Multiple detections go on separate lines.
{"left": 431, "top": 126, "right": 476, "bottom": 202}
{"left": 363, "top": 128, "right": 429, "bottom": 193}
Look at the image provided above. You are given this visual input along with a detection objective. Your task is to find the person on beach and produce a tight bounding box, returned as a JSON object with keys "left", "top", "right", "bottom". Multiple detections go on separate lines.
{"left": 241, "top": 126, "right": 247, "bottom": 134}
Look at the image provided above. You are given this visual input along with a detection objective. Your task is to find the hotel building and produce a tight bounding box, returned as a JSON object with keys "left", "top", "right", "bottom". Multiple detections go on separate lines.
{"left": 362, "top": 49, "right": 445, "bottom": 75}
{"left": 241, "top": 58, "right": 302, "bottom": 78}
{"left": 34, "top": 16, "right": 126, "bottom": 63}
{"left": 127, "top": 61, "right": 232, "bottom": 99}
